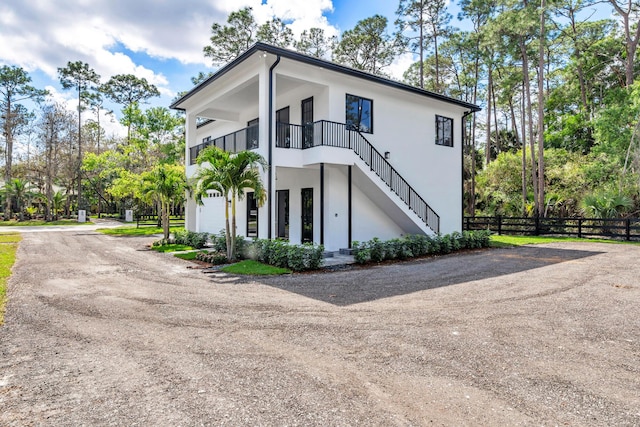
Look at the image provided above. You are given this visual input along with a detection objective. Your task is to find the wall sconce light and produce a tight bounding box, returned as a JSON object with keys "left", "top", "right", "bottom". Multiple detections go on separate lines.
{"left": 384, "top": 151, "right": 390, "bottom": 160}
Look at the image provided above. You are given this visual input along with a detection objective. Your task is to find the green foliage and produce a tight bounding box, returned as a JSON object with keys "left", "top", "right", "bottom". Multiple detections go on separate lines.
{"left": 203, "top": 7, "right": 258, "bottom": 65}
{"left": 173, "top": 229, "right": 209, "bottom": 249}
{"left": 0, "top": 233, "right": 20, "bottom": 325}
{"left": 195, "top": 251, "right": 229, "bottom": 265}
{"left": 581, "top": 191, "right": 633, "bottom": 218}
{"left": 174, "top": 251, "right": 206, "bottom": 261}
{"left": 351, "top": 231, "right": 491, "bottom": 264}
{"left": 334, "top": 15, "right": 400, "bottom": 76}
{"left": 151, "top": 243, "right": 193, "bottom": 253}
{"left": 193, "top": 146, "right": 267, "bottom": 261}
{"left": 249, "top": 239, "right": 325, "bottom": 271}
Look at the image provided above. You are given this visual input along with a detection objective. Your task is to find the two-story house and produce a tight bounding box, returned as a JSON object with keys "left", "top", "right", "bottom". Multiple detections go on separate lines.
{"left": 171, "top": 42, "right": 480, "bottom": 252}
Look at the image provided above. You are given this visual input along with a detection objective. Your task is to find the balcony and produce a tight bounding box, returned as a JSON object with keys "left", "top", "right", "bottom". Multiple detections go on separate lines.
{"left": 189, "top": 124, "right": 259, "bottom": 165}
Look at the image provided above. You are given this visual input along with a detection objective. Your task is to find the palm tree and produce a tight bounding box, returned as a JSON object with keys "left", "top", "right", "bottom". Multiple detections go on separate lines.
{"left": 51, "top": 190, "right": 67, "bottom": 221}
{"left": 3, "top": 178, "right": 33, "bottom": 221}
{"left": 141, "top": 163, "right": 187, "bottom": 240}
{"left": 193, "top": 146, "right": 267, "bottom": 260}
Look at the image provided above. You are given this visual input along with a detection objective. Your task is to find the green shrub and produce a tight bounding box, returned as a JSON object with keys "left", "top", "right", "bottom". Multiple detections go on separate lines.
{"left": 351, "top": 230, "right": 492, "bottom": 264}
{"left": 352, "top": 241, "right": 370, "bottom": 264}
{"left": 195, "top": 251, "right": 228, "bottom": 265}
{"left": 210, "top": 229, "right": 247, "bottom": 258}
{"left": 250, "top": 239, "right": 324, "bottom": 271}
{"left": 174, "top": 230, "right": 209, "bottom": 249}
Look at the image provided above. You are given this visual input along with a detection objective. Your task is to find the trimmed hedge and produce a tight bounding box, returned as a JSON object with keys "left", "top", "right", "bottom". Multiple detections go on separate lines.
{"left": 173, "top": 230, "right": 209, "bottom": 249}
{"left": 248, "top": 239, "right": 324, "bottom": 272}
{"left": 352, "top": 230, "right": 491, "bottom": 264}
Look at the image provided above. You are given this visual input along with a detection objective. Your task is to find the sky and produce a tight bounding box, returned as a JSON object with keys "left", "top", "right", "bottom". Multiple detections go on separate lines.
{"left": 0, "top": 0, "right": 613, "bottom": 139}
{"left": 0, "top": 0, "right": 407, "bottom": 137}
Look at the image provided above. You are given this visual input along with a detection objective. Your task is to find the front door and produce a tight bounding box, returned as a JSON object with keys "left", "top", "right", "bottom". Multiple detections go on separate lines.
{"left": 301, "top": 97, "right": 314, "bottom": 148}
{"left": 276, "top": 189, "right": 289, "bottom": 240}
{"left": 301, "top": 188, "right": 313, "bottom": 243}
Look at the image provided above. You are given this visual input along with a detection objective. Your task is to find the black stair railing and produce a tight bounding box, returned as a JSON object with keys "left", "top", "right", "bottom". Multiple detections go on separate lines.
{"left": 301, "top": 120, "right": 440, "bottom": 233}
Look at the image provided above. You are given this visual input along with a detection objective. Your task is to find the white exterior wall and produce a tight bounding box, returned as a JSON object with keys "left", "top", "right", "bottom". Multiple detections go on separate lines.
{"left": 274, "top": 167, "right": 321, "bottom": 245}
{"left": 195, "top": 194, "right": 226, "bottom": 235}
{"left": 179, "top": 50, "right": 473, "bottom": 249}
{"left": 322, "top": 76, "right": 463, "bottom": 235}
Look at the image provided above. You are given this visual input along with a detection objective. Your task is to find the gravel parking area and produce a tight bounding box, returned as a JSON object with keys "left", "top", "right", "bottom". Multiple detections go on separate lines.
{"left": 1, "top": 230, "right": 639, "bottom": 426}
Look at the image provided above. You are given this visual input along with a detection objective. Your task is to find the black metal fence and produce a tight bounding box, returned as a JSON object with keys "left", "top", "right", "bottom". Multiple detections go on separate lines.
{"left": 464, "top": 216, "right": 640, "bottom": 241}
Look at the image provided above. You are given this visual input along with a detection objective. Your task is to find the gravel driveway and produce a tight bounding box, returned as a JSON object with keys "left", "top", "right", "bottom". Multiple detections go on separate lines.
{"left": 1, "top": 229, "right": 639, "bottom": 426}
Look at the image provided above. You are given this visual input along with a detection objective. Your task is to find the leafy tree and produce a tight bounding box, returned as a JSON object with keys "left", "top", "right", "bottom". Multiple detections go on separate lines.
{"left": 396, "top": 0, "right": 453, "bottom": 90}
{"left": 193, "top": 147, "right": 267, "bottom": 260}
{"left": 294, "top": 28, "right": 336, "bottom": 58}
{"left": 608, "top": 0, "right": 640, "bottom": 87}
{"left": 51, "top": 190, "right": 67, "bottom": 220}
{"left": 100, "top": 74, "right": 160, "bottom": 144}
{"left": 140, "top": 164, "right": 187, "bottom": 240}
{"left": 334, "top": 15, "right": 400, "bottom": 76}
{"left": 58, "top": 61, "right": 101, "bottom": 211}
{"left": 203, "top": 7, "right": 258, "bottom": 65}
{"left": 0, "top": 66, "right": 47, "bottom": 220}
{"left": 257, "top": 17, "right": 294, "bottom": 48}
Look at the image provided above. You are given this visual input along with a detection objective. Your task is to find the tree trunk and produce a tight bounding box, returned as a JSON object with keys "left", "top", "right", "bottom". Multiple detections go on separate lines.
{"left": 225, "top": 195, "right": 231, "bottom": 260}
{"left": 537, "top": 0, "right": 546, "bottom": 216}
{"left": 230, "top": 196, "right": 237, "bottom": 261}
{"left": 162, "top": 200, "right": 170, "bottom": 240}
{"left": 521, "top": 37, "right": 539, "bottom": 216}
{"left": 486, "top": 66, "right": 493, "bottom": 165}
{"left": 4, "top": 99, "right": 13, "bottom": 221}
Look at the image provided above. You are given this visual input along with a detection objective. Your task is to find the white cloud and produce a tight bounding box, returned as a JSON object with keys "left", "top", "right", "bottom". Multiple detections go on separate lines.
{"left": 44, "top": 86, "right": 126, "bottom": 138}
{"left": 387, "top": 51, "right": 414, "bottom": 82}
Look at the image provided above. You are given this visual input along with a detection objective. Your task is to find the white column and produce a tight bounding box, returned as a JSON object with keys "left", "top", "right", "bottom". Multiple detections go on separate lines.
{"left": 185, "top": 112, "right": 198, "bottom": 231}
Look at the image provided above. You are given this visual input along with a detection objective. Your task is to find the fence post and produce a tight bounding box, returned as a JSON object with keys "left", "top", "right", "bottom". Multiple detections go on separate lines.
{"left": 578, "top": 218, "right": 582, "bottom": 238}
{"left": 626, "top": 218, "right": 631, "bottom": 241}
{"left": 535, "top": 215, "right": 540, "bottom": 236}
{"left": 497, "top": 215, "right": 502, "bottom": 235}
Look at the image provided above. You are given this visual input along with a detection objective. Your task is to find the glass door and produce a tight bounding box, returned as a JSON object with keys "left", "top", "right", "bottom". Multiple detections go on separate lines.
{"left": 301, "top": 97, "right": 314, "bottom": 148}
{"left": 246, "top": 192, "right": 258, "bottom": 238}
{"left": 276, "top": 190, "right": 289, "bottom": 239}
{"left": 301, "top": 188, "right": 313, "bottom": 243}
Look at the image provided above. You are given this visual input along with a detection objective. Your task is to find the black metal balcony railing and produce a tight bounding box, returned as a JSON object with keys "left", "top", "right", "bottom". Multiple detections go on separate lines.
{"left": 276, "top": 120, "right": 440, "bottom": 233}
{"left": 189, "top": 120, "right": 439, "bottom": 233}
{"left": 189, "top": 124, "right": 259, "bottom": 165}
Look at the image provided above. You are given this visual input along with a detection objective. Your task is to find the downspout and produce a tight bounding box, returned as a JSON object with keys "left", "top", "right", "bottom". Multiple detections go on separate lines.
{"left": 268, "top": 54, "right": 281, "bottom": 240}
{"left": 461, "top": 110, "right": 474, "bottom": 231}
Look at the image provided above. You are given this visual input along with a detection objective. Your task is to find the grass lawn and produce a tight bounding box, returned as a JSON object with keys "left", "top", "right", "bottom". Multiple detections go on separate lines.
{"left": 0, "top": 233, "right": 21, "bottom": 325}
{"left": 174, "top": 251, "right": 206, "bottom": 260}
{"left": 221, "top": 260, "right": 291, "bottom": 275}
{"left": 491, "top": 234, "right": 640, "bottom": 247}
{"left": 151, "top": 244, "right": 193, "bottom": 253}
{"left": 96, "top": 226, "right": 184, "bottom": 236}
{"left": 0, "top": 219, "right": 93, "bottom": 227}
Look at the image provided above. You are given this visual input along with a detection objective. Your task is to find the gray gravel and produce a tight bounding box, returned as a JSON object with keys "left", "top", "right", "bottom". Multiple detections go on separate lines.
{"left": 1, "top": 229, "right": 639, "bottom": 426}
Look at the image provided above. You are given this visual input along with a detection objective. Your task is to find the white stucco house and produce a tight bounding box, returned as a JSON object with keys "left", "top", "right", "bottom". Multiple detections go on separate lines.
{"left": 171, "top": 42, "right": 480, "bottom": 252}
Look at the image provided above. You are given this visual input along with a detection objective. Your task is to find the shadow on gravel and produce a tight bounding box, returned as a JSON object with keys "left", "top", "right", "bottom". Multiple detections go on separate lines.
{"left": 256, "top": 246, "right": 604, "bottom": 306}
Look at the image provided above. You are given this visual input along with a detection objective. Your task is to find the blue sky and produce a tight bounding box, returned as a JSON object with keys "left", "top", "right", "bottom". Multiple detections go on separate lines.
{"left": 0, "top": 0, "right": 613, "bottom": 137}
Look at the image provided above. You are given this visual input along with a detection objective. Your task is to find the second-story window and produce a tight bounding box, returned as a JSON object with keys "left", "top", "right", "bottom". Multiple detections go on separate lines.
{"left": 435, "top": 115, "right": 453, "bottom": 147}
{"left": 346, "top": 94, "right": 373, "bottom": 133}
